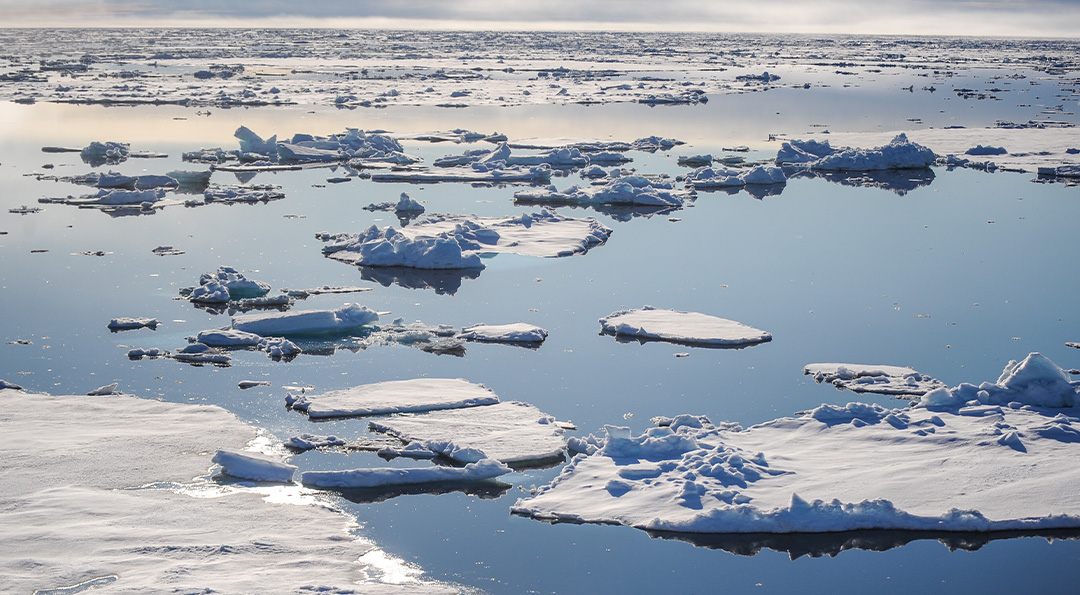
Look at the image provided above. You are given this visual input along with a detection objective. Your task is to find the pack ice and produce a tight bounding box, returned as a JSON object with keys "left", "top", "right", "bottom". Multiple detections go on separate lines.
{"left": 320, "top": 210, "right": 612, "bottom": 270}
{"left": 599, "top": 306, "right": 773, "bottom": 347}
{"left": 513, "top": 353, "right": 1080, "bottom": 534}
{"left": 286, "top": 378, "right": 500, "bottom": 419}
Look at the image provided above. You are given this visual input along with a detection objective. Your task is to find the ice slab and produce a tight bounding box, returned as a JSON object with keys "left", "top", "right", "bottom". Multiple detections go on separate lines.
{"left": 805, "top": 363, "right": 946, "bottom": 396}
{"left": 212, "top": 449, "right": 297, "bottom": 483}
{"left": 459, "top": 323, "right": 549, "bottom": 344}
{"left": 513, "top": 175, "right": 688, "bottom": 207}
{"left": 513, "top": 354, "right": 1080, "bottom": 534}
{"left": 107, "top": 316, "right": 159, "bottom": 331}
{"left": 369, "top": 401, "right": 567, "bottom": 466}
{"left": 203, "top": 183, "right": 285, "bottom": 203}
{"left": 370, "top": 163, "right": 551, "bottom": 184}
{"left": 287, "top": 377, "right": 499, "bottom": 419}
{"left": 300, "top": 458, "right": 511, "bottom": 489}
{"left": 322, "top": 210, "right": 612, "bottom": 270}
{"left": 171, "top": 343, "right": 231, "bottom": 365}
{"left": 683, "top": 165, "right": 787, "bottom": 189}
{"left": 599, "top": 306, "right": 772, "bottom": 347}
{"left": 232, "top": 303, "right": 378, "bottom": 337}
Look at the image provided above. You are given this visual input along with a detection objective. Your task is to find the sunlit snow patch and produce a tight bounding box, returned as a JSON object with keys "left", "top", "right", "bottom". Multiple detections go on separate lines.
{"left": 804, "top": 363, "right": 946, "bottom": 396}
{"left": 370, "top": 401, "right": 568, "bottom": 466}
{"left": 512, "top": 353, "right": 1080, "bottom": 535}
{"left": 286, "top": 378, "right": 500, "bottom": 419}
{"left": 599, "top": 306, "right": 772, "bottom": 347}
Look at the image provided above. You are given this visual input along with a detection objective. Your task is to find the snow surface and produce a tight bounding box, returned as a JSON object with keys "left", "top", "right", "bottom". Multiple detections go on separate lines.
{"left": 599, "top": 306, "right": 773, "bottom": 347}
{"left": 370, "top": 401, "right": 568, "bottom": 465}
{"left": 300, "top": 458, "right": 511, "bottom": 489}
{"left": 232, "top": 303, "right": 379, "bottom": 337}
{"left": 513, "top": 353, "right": 1080, "bottom": 534}
{"left": 1, "top": 389, "right": 459, "bottom": 593}
{"left": 458, "top": 323, "right": 549, "bottom": 344}
{"left": 804, "top": 362, "right": 946, "bottom": 396}
{"left": 321, "top": 210, "right": 612, "bottom": 270}
{"left": 287, "top": 377, "right": 500, "bottom": 419}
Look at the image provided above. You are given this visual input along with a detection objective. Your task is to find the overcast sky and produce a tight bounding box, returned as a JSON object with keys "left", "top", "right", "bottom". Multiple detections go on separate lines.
{"left": 2, "top": 0, "right": 1078, "bottom": 37}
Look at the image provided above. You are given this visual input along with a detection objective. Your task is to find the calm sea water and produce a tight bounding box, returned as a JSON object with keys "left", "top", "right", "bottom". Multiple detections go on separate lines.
{"left": 2, "top": 30, "right": 1080, "bottom": 593}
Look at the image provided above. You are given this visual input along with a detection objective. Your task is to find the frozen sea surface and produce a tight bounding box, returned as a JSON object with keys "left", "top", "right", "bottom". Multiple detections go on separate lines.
{"left": 2, "top": 28, "right": 1080, "bottom": 595}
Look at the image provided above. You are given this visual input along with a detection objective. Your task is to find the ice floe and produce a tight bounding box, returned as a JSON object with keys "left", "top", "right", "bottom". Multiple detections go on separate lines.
{"left": 107, "top": 317, "right": 159, "bottom": 331}
{"left": 321, "top": 210, "right": 612, "bottom": 271}
{"left": 682, "top": 165, "right": 787, "bottom": 189}
{"left": 513, "top": 175, "right": 689, "bottom": 207}
{"left": 370, "top": 163, "right": 552, "bottom": 184}
{"left": 212, "top": 449, "right": 297, "bottom": 483}
{"left": 188, "top": 266, "right": 271, "bottom": 300}
{"left": 370, "top": 401, "right": 568, "bottom": 466}
{"left": 804, "top": 363, "right": 946, "bottom": 396}
{"left": 232, "top": 303, "right": 378, "bottom": 337}
{"left": 171, "top": 343, "right": 231, "bottom": 365}
{"left": 599, "top": 306, "right": 772, "bottom": 347}
{"left": 287, "top": 378, "right": 500, "bottom": 419}
{"left": 458, "top": 323, "right": 549, "bottom": 344}
{"left": 777, "top": 134, "right": 937, "bottom": 171}
{"left": 513, "top": 353, "right": 1080, "bottom": 535}
{"left": 300, "top": 458, "right": 512, "bottom": 489}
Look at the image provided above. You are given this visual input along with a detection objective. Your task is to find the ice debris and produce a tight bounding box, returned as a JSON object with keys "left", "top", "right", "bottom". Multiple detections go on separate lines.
{"left": 599, "top": 306, "right": 772, "bottom": 347}
{"left": 804, "top": 363, "right": 946, "bottom": 396}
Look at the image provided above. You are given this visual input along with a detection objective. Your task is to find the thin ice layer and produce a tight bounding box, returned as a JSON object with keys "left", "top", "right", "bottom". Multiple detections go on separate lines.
{"left": 369, "top": 401, "right": 567, "bottom": 465}
{"left": 804, "top": 362, "right": 946, "bottom": 396}
{"left": 513, "top": 354, "right": 1080, "bottom": 534}
{"left": 599, "top": 306, "right": 772, "bottom": 347}
{"left": 287, "top": 378, "right": 500, "bottom": 419}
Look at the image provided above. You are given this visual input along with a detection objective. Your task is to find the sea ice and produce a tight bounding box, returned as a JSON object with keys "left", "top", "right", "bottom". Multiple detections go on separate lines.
{"left": 107, "top": 317, "right": 159, "bottom": 331}
{"left": 599, "top": 306, "right": 772, "bottom": 347}
{"left": 369, "top": 401, "right": 568, "bottom": 465}
{"left": 232, "top": 303, "right": 378, "bottom": 337}
{"left": 287, "top": 377, "right": 500, "bottom": 419}
{"left": 171, "top": 343, "right": 231, "bottom": 365}
{"left": 86, "top": 382, "right": 119, "bottom": 396}
{"left": 513, "top": 175, "right": 688, "bottom": 207}
{"left": 682, "top": 165, "right": 787, "bottom": 189}
{"left": 203, "top": 183, "right": 285, "bottom": 203}
{"left": 777, "top": 134, "right": 936, "bottom": 171}
{"left": 300, "top": 458, "right": 511, "bottom": 489}
{"left": 458, "top": 323, "right": 549, "bottom": 344}
{"left": 212, "top": 449, "right": 297, "bottom": 483}
{"left": 284, "top": 433, "right": 349, "bottom": 450}
{"left": 512, "top": 354, "right": 1080, "bottom": 535}
{"left": 370, "top": 163, "right": 552, "bottom": 184}
{"left": 804, "top": 363, "right": 946, "bottom": 396}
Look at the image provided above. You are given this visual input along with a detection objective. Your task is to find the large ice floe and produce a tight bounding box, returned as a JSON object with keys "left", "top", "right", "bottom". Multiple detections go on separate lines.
{"left": 599, "top": 306, "right": 773, "bottom": 347}
{"left": 0, "top": 388, "right": 459, "bottom": 593}
{"left": 369, "top": 401, "right": 569, "bottom": 466}
{"left": 804, "top": 363, "right": 946, "bottom": 396}
{"left": 512, "top": 353, "right": 1080, "bottom": 535}
{"left": 320, "top": 210, "right": 612, "bottom": 270}
{"left": 286, "top": 378, "right": 500, "bottom": 419}
{"left": 776, "top": 134, "right": 937, "bottom": 171}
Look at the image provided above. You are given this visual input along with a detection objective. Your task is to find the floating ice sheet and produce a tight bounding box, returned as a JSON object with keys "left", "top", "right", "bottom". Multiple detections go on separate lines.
{"left": 232, "top": 303, "right": 378, "bottom": 337}
{"left": 513, "top": 354, "right": 1080, "bottom": 535}
{"left": 777, "top": 134, "right": 937, "bottom": 171}
{"left": 458, "top": 323, "right": 549, "bottom": 344}
{"left": 300, "top": 459, "right": 511, "bottom": 489}
{"left": 370, "top": 401, "right": 567, "bottom": 466}
{"left": 212, "top": 449, "right": 297, "bottom": 483}
{"left": 287, "top": 378, "right": 500, "bottom": 419}
{"left": 513, "top": 175, "right": 688, "bottom": 207}
{"left": 599, "top": 306, "right": 772, "bottom": 347}
{"left": 804, "top": 363, "right": 946, "bottom": 396}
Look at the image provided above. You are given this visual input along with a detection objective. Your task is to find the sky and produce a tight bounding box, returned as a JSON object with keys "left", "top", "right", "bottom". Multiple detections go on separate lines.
{"left": 1, "top": 0, "right": 1078, "bottom": 38}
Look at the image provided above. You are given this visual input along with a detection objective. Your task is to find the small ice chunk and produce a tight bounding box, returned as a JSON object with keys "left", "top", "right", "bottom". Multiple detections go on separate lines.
{"left": 284, "top": 433, "right": 348, "bottom": 450}
{"left": 197, "top": 328, "right": 263, "bottom": 347}
{"left": 127, "top": 347, "right": 168, "bottom": 360}
{"left": 458, "top": 323, "right": 548, "bottom": 344}
{"left": 599, "top": 306, "right": 771, "bottom": 347}
{"left": 172, "top": 343, "right": 231, "bottom": 365}
{"left": 197, "top": 266, "right": 271, "bottom": 299}
{"left": 238, "top": 380, "right": 271, "bottom": 390}
{"left": 287, "top": 377, "right": 499, "bottom": 419}
{"left": 87, "top": 383, "right": 119, "bottom": 396}
{"left": 212, "top": 449, "right": 297, "bottom": 483}
{"left": 232, "top": 303, "right": 378, "bottom": 337}
{"left": 107, "top": 317, "right": 159, "bottom": 331}
{"left": 300, "top": 458, "right": 510, "bottom": 488}
{"left": 1, "top": 380, "right": 25, "bottom": 390}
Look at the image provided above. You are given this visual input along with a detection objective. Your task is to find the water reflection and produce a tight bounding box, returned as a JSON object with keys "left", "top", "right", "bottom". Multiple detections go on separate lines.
{"left": 785, "top": 167, "right": 937, "bottom": 195}
{"left": 359, "top": 265, "right": 483, "bottom": 295}
{"left": 514, "top": 198, "right": 681, "bottom": 222}
{"left": 645, "top": 527, "right": 1080, "bottom": 560}
{"left": 331, "top": 481, "right": 511, "bottom": 505}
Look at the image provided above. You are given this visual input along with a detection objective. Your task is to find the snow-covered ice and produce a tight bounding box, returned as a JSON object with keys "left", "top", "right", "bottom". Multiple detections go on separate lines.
{"left": 300, "top": 458, "right": 511, "bottom": 489}
{"left": 777, "top": 134, "right": 937, "bottom": 171}
{"left": 513, "top": 353, "right": 1080, "bottom": 534}
{"left": 683, "top": 165, "right": 787, "bottom": 189}
{"left": 599, "top": 306, "right": 773, "bottom": 347}
{"left": 212, "top": 448, "right": 297, "bottom": 483}
{"left": 369, "top": 401, "right": 568, "bottom": 466}
{"left": 232, "top": 303, "right": 379, "bottom": 337}
{"left": 287, "top": 377, "right": 500, "bottom": 419}
{"left": 194, "top": 266, "right": 271, "bottom": 299}
{"left": 107, "top": 316, "right": 159, "bottom": 331}
{"left": 513, "top": 176, "right": 688, "bottom": 207}
{"left": 458, "top": 323, "right": 549, "bottom": 344}
{"left": 804, "top": 363, "right": 946, "bottom": 396}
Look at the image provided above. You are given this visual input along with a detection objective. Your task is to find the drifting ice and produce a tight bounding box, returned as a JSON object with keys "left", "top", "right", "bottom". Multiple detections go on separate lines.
{"left": 599, "top": 306, "right": 772, "bottom": 347}
{"left": 458, "top": 323, "right": 549, "bottom": 344}
{"left": 300, "top": 458, "right": 511, "bottom": 489}
{"left": 777, "top": 134, "right": 936, "bottom": 171}
{"left": 287, "top": 378, "right": 500, "bottom": 419}
{"left": 232, "top": 303, "right": 378, "bottom": 337}
{"left": 804, "top": 363, "right": 946, "bottom": 396}
{"left": 212, "top": 449, "right": 297, "bottom": 483}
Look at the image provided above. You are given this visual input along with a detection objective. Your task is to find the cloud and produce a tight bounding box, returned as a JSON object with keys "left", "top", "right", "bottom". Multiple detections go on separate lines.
{"left": 1, "top": 0, "right": 1078, "bottom": 36}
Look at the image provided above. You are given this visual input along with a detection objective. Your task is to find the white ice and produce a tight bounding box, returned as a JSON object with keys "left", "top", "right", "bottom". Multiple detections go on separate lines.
{"left": 196, "top": 266, "right": 271, "bottom": 299}
{"left": 682, "top": 165, "right": 787, "bottom": 188}
{"left": 195, "top": 328, "right": 263, "bottom": 346}
{"left": 599, "top": 306, "right": 773, "bottom": 347}
{"left": 212, "top": 448, "right": 298, "bottom": 483}
{"left": 287, "top": 377, "right": 500, "bottom": 419}
{"left": 232, "top": 303, "right": 379, "bottom": 337}
{"left": 369, "top": 401, "right": 568, "bottom": 465}
{"left": 458, "top": 322, "right": 549, "bottom": 344}
{"left": 107, "top": 317, "right": 159, "bottom": 331}
{"left": 300, "top": 458, "right": 511, "bottom": 489}
{"left": 0, "top": 389, "right": 458, "bottom": 593}
{"left": 777, "top": 134, "right": 937, "bottom": 171}
{"left": 804, "top": 362, "right": 946, "bottom": 396}
{"left": 370, "top": 163, "right": 552, "bottom": 184}
{"left": 513, "top": 353, "right": 1080, "bottom": 534}
{"left": 513, "top": 175, "right": 688, "bottom": 207}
